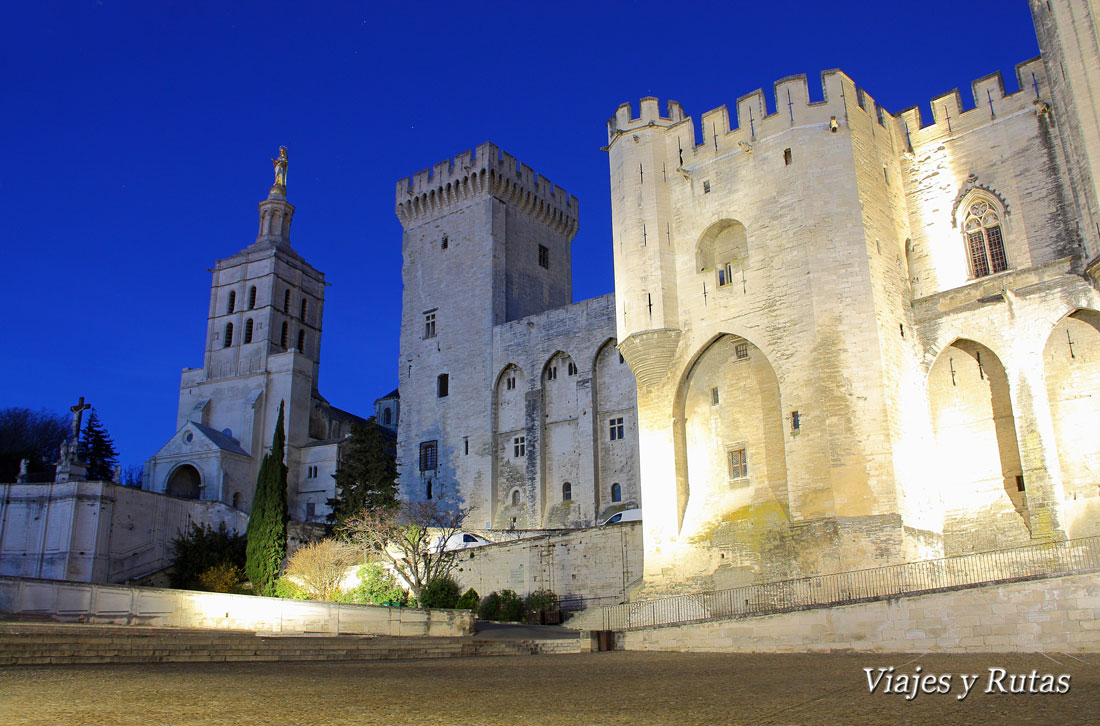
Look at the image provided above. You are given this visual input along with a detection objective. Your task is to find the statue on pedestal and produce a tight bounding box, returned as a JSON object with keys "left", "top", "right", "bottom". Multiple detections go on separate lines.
{"left": 271, "top": 146, "right": 288, "bottom": 188}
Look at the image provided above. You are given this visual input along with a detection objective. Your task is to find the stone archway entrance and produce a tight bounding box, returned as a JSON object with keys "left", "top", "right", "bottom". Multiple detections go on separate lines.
{"left": 928, "top": 339, "right": 1028, "bottom": 553}
{"left": 166, "top": 464, "right": 202, "bottom": 499}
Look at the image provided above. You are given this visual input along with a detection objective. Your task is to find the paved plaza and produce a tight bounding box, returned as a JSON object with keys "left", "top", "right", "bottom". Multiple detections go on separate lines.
{"left": 1, "top": 650, "right": 1097, "bottom": 725}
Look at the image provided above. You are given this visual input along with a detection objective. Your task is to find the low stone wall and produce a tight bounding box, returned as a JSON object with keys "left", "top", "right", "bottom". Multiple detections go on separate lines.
{"left": 623, "top": 571, "right": 1100, "bottom": 653}
{"left": 451, "top": 522, "right": 642, "bottom": 609}
{"left": 0, "top": 576, "right": 474, "bottom": 637}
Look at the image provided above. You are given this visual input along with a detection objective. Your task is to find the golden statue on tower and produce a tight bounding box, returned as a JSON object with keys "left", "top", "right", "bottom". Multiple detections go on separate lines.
{"left": 271, "top": 146, "right": 288, "bottom": 188}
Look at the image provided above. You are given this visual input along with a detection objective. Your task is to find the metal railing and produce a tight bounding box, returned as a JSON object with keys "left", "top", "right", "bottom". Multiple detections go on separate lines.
{"left": 602, "top": 535, "right": 1100, "bottom": 630}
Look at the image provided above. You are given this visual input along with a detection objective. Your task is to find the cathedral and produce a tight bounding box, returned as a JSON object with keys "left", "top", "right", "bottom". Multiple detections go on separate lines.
{"left": 397, "top": 0, "right": 1100, "bottom": 593}
{"left": 144, "top": 148, "right": 366, "bottom": 523}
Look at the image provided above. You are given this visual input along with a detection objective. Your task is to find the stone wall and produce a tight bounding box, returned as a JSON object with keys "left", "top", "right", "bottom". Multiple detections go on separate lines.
{"left": 0, "top": 576, "right": 473, "bottom": 637}
{"left": 624, "top": 571, "right": 1100, "bottom": 653}
{"left": 0, "top": 481, "right": 247, "bottom": 584}
{"left": 452, "top": 522, "right": 642, "bottom": 609}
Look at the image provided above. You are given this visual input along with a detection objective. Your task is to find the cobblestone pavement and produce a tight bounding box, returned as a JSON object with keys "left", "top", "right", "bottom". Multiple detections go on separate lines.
{"left": 1, "top": 651, "right": 1097, "bottom": 725}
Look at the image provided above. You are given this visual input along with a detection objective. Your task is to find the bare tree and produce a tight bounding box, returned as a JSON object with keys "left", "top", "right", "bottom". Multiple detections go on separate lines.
{"left": 284, "top": 538, "right": 358, "bottom": 601}
{"left": 341, "top": 499, "right": 469, "bottom": 602}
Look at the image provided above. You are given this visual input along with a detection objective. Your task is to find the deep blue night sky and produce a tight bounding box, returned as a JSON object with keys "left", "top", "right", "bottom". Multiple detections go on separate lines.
{"left": 2, "top": 1, "right": 1040, "bottom": 468}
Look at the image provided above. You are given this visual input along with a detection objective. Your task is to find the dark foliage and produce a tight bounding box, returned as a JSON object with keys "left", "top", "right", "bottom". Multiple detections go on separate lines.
{"left": 169, "top": 521, "right": 247, "bottom": 590}
{"left": 245, "top": 401, "right": 289, "bottom": 596}
{"left": 455, "top": 588, "right": 480, "bottom": 611}
{"left": 0, "top": 407, "right": 68, "bottom": 482}
{"left": 477, "top": 589, "right": 525, "bottom": 621}
{"left": 419, "top": 575, "right": 461, "bottom": 609}
{"left": 79, "top": 409, "right": 119, "bottom": 481}
{"left": 327, "top": 420, "right": 398, "bottom": 527}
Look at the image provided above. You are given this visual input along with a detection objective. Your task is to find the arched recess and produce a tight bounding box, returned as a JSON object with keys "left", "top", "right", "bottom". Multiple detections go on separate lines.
{"left": 593, "top": 338, "right": 639, "bottom": 520}
{"left": 928, "top": 338, "right": 1029, "bottom": 552}
{"left": 674, "top": 334, "right": 788, "bottom": 542}
{"left": 493, "top": 364, "right": 528, "bottom": 527}
{"left": 1043, "top": 309, "right": 1100, "bottom": 537}
{"left": 695, "top": 219, "right": 748, "bottom": 288}
{"left": 542, "top": 351, "right": 581, "bottom": 527}
{"left": 166, "top": 464, "right": 202, "bottom": 500}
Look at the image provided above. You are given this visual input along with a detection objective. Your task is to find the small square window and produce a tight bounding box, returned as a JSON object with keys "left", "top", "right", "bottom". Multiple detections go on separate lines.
{"left": 609, "top": 417, "right": 625, "bottom": 441}
{"left": 728, "top": 448, "right": 748, "bottom": 480}
{"left": 735, "top": 342, "right": 749, "bottom": 360}
{"left": 424, "top": 312, "right": 436, "bottom": 339}
{"left": 419, "top": 441, "right": 438, "bottom": 471}
{"left": 513, "top": 436, "right": 526, "bottom": 457}
{"left": 538, "top": 244, "right": 550, "bottom": 269}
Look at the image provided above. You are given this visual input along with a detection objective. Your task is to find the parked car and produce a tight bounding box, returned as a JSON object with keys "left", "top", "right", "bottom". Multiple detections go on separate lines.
{"left": 599, "top": 508, "right": 642, "bottom": 526}
{"left": 433, "top": 532, "right": 493, "bottom": 552}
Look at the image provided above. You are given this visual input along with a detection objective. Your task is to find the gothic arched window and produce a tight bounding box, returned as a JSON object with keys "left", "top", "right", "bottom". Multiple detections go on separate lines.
{"left": 963, "top": 199, "right": 1008, "bottom": 278}
{"left": 611, "top": 483, "right": 622, "bottom": 502}
{"left": 223, "top": 322, "right": 233, "bottom": 348}
{"left": 227, "top": 290, "right": 236, "bottom": 314}
{"left": 248, "top": 286, "right": 257, "bottom": 310}
{"left": 244, "top": 318, "right": 254, "bottom": 344}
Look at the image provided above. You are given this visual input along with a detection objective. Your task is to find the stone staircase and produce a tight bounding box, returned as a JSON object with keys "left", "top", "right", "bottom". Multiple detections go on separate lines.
{"left": 0, "top": 623, "right": 580, "bottom": 666}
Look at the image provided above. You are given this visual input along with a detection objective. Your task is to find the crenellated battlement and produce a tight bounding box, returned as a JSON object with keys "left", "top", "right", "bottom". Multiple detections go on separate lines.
{"left": 607, "top": 70, "right": 853, "bottom": 154}
{"left": 394, "top": 141, "right": 578, "bottom": 237}
{"left": 894, "top": 57, "right": 1048, "bottom": 147}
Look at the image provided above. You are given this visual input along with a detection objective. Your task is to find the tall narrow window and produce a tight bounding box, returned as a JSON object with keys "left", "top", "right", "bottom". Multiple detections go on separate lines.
{"left": 244, "top": 318, "right": 254, "bottom": 344}
{"left": 513, "top": 436, "right": 526, "bottom": 457}
{"left": 783, "top": 148, "right": 792, "bottom": 166}
{"left": 505, "top": 375, "right": 516, "bottom": 391}
{"left": 609, "top": 417, "right": 624, "bottom": 441}
{"left": 437, "top": 373, "right": 449, "bottom": 398}
{"left": 546, "top": 366, "right": 558, "bottom": 381}
{"left": 248, "top": 286, "right": 257, "bottom": 310}
{"left": 711, "top": 387, "right": 720, "bottom": 405}
{"left": 441, "top": 235, "right": 449, "bottom": 250}
{"left": 511, "top": 489, "right": 520, "bottom": 506}
{"left": 223, "top": 322, "right": 233, "bottom": 348}
{"left": 611, "top": 483, "right": 622, "bottom": 502}
{"left": 280, "top": 322, "right": 289, "bottom": 348}
{"left": 227, "top": 290, "right": 236, "bottom": 314}
{"left": 419, "top": 440, "right": 438, "bottom": 471}
{"left": 562, "top": 482, "right": 572, "bottom": 501}
{"left": 424, "top": 312, "right": 436, "bottom": 339}
{"left": 728, "top": 448, "right": 748, "bottom": 480}
{"left": 567, "top": 361, "right": 577, "bottom": 375}
{"left": 284, "top": 289, "right": 291, "bottom": 313}
{"left": 538, "top": 244, "right": 550, "bottom": 269}
{"left": 300, "top": 298, "right": 308, "bottom": 321}
{"left": 964, "top": 200, "right": 1008, "bottom": 278}
{"left": 717, "top": 262, "right": 734, "bottom": 287}
{"left": 426, "top": 480, "right": 433, "bottom": 499}
{"left": 383, "top": 409, "right": 392, "bottom": 426}
{"left": 297, "top": 329, "right": 306, "bottom": 353}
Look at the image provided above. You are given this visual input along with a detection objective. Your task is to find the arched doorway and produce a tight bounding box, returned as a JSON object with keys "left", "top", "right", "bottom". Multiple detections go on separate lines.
{"left": 928, "top": 339, "right": 1028, "bottom": 552}
{"left": 1043, "top": 309, "right": 1100, "bottom": 537}
{"left": 166, "top": 464, "right": 202, "bottom": 499}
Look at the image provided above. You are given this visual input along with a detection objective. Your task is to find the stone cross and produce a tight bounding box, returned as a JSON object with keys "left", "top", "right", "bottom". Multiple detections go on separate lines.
{"left": 69, "top": 396, "right": 91, "bottom": 441}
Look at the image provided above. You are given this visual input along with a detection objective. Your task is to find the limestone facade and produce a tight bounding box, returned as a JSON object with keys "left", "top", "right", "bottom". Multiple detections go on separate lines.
{"left": 394, "top": 147, "right": 641, "bottom": 530}
{"left": 145, "top": 166, "right": 365, "bottom": 522}
{"left": 608, "top": 0, "right": 1100, "bottom": 594}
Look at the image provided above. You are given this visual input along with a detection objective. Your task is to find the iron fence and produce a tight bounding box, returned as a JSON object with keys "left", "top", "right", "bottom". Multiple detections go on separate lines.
{"left": 602, "top": 535, "right": 1100, "bottom": 630}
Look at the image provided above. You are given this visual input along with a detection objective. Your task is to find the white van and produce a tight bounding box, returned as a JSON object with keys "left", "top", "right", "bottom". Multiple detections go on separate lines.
{"left": 599, "top": 508, "right": 642, "bottom": 526}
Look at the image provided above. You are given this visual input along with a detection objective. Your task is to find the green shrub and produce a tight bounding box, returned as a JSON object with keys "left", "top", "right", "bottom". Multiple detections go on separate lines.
{"left": 455, "top": 588, "right": 480, "bottom": 611}
{"left": 197, "top": 562, "right": 244, "bottom": 593}
{"left": 272, "top": 577, "right": 309, "bottom": 600}
{"left": 349, "top": 564, "right": 408, "bottom": 606}
{"left": 419, "top": 575, "right": 461, "bottom": 609}
{"left": 170, "top": 521, "right": 247, "bottom": 591}
{"left": 498, "top": 589, "right": 524, "bottom": 622}
{"left": 478, "top": 591, "right": 501, "bottom": 620}
{"left": 524, "top": 588, "right": 560, "bottom": 612}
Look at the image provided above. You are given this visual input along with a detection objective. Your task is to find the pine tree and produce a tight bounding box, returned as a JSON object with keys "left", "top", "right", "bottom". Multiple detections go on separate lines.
{"left": 79, "top": 409, "right": 119, "bottom": 481}
{"left": 245, "top": 401, "right": 289, "bottom": 596}
{"left": 327, "top": 420, "right": 398, "bottom": 528}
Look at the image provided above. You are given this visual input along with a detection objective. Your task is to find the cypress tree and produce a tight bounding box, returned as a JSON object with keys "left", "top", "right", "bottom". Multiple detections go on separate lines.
{"left": 245, "top": 401, "right": 289, "bottom": 596}
{"left": 327, "top": 419, "right": 398, "bottom": 528}
{"left": 79, "top": 409, "right": 119, "bottom": 481}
